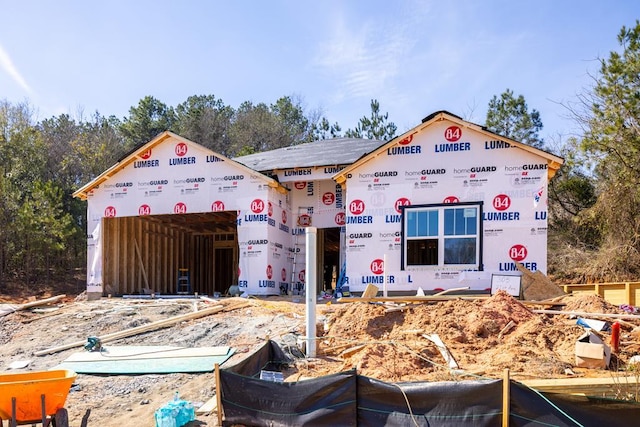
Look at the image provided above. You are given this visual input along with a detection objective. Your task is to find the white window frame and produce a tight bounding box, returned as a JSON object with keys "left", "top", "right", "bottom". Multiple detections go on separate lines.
{"left": 401, "top": 202, "right": 483, "bottom": 270}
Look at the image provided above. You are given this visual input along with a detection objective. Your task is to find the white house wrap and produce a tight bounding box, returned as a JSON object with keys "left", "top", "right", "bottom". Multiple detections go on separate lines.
{"left": 74, "top": 111, "right": 562, "bottom": 298}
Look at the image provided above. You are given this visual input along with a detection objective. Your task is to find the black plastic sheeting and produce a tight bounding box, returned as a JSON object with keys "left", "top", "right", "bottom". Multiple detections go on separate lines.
{"left": 511, "top": 382, "right": 640, "bottom": 426}
{"left": 223, "top": 339, "right": 291, "bottom": 377}
{"left": 357, "top": 376, "right": 503, "bottom": 426}
{"left": 221, "top": 369, "right": 357, "bottom": 426}
{"left": 219, "top": 340, "right": 640, "bottom": 426}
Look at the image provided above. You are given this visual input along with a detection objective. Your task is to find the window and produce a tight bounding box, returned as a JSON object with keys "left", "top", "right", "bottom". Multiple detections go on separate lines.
{"left": 402, "top": 202, "right": 482, "bottom": 269}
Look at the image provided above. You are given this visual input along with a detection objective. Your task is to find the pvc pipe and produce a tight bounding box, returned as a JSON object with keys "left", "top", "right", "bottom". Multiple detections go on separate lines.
{"left": 305, "top": 227, "right": 317, "bottom": 358}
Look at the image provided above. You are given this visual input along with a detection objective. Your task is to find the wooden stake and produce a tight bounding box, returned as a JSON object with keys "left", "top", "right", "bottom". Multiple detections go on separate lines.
{"left": 215, "top": 363, "right": 223, "bottom": 426}
{"left": 503, "top": 368, "right": 510, "bottom": 427}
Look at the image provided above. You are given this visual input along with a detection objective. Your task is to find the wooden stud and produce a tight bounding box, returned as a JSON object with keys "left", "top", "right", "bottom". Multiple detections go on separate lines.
{"left": 503, "top": 368, "right": 510, "bottom": 427}
{"left": 215, "top": 363, "right": 223, "bottom": 426}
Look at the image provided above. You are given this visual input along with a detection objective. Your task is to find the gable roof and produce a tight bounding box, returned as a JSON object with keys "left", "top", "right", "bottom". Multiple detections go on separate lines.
{"left": 72, "top": 131, "right": 284, "bottom": 201}
{"left": 334, "top": 110, "right": 564, "bottom": 185}
{"left": 233, "top": 137, "right": 385, "bottom": 173}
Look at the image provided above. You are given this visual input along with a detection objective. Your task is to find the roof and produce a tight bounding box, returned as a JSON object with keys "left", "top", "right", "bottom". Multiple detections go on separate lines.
{"left": 72, "top": 131, "right": 284, "bottom": 201}
{"left": 233, "top": 137, "right": 385, "bottom": 173}
{"left": 334, "top": 111, "right": 565, "bottom": 185}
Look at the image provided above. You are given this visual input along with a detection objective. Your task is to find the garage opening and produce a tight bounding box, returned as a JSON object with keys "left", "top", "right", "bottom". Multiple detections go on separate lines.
{"left": 102, "top": 211, "right": 238, "bottom": 296}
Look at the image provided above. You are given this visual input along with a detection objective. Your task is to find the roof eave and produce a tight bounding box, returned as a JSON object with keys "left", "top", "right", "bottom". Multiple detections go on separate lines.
{"left": 73, "top": 131, "right": 286, "bottom": 200}
{"left": 333, "top": 111, "right": 565, "bottom": 184}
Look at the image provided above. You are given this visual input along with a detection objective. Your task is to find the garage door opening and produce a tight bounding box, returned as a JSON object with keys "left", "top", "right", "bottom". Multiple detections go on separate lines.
{"left": 102, "top": 211, "right": 238, "bottom": 296}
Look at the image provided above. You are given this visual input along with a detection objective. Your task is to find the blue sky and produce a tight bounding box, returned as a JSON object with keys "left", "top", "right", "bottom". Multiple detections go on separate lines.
{"left": 1, "top": 1, "right": 638, "bottom": 146}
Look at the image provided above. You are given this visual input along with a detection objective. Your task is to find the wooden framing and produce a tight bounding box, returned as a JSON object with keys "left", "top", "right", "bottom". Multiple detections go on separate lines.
{"left": 562, "top": 282, "right": 640, "bottom": 306}
{"left": 102, "top": 211, "right": 238, "bottom": 296}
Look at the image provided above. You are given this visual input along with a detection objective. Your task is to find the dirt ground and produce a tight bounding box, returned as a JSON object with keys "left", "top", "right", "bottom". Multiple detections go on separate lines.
{"left": 1, "top": 286, "right": 640, "bottom": 427}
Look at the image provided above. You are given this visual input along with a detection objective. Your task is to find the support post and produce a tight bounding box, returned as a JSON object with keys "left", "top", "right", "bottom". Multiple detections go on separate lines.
{"left": 306, "top": 226, "right": 317, "bottom": 358}
{"left": 502, "top": 368, "right": 510, "bottom": 427}
{"left": 215, "top": 363, "right": 223, "bottom": 426}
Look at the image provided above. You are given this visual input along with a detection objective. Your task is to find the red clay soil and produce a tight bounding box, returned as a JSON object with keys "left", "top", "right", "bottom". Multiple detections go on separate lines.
{"left": 287, "top": 291, "right": 639, "bottom": 383}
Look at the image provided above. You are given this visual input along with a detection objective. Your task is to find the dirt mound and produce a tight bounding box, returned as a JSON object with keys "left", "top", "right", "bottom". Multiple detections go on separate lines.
{"left": 561, "top": 293, "right": 625, "bottom": 314}
{"left": 298, "top": 291, "right": 636, "bottom": 383}
{"left": 1, "top": 290, "right": 638, "bottom": 426}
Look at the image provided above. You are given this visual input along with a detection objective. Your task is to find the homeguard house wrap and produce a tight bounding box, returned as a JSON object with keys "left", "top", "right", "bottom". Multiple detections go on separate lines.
{"left": 332, "top": 111, "right": 563, "bottom": 293}
{"left": 73, "top": 131, "right": 293, "bottom": 299}
{"left": 73, "top": 111, "right": 563, "bottom": 298}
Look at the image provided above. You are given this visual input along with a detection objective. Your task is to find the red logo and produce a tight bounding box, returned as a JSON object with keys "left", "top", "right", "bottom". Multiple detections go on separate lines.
{"left": 294, "top": 182, "right": 306, "bottom": 190}
{"left": 139, "top": 149, "right": 152, "bottom": 159}
{"left": 444, "top": 126, "right": 462, "bottom": 142}
{"left": 174, "top": 202, "right": 187, "bottom": 214}
{"left": 349, "top": 199, "right": 365, "bottom": 215}
{"left": 509, "top": 244, "right": 528, "bottom": 262}
{"left": 335, "top": 212, "right": 346, "bottom": 226}
{"left": 398, "top": 133, "right": 414, "bottom": 145}
{"left": 281, "top": 210, "right": 287, "bottom": 224}
{"left": 268, "top": 201, "right": 273, "bottom": 217}
{"left": 395, "top": 197, "right": 411, "bottom": 213}
{"left": 298, "top": 214, "right": 312, "bottom": 226}
{"left": 493, "top": 194, "right": 511, "bottom": 211}
{"left": 251, "top": 199, "right": 265, "bottom": 213}
{"left": 211, "top": 201, "right": 225, "bottom": 211}
{"left": 138, "top": 205, "right": 151, "bottom": 216}
{"left": 175, "top": 142, "right": 188, "bottom": 157}
{"left": 266, "top": 265, "right": 273, "bottom": 280}
{"left": 322, "top": 192, "right": 335, "bottom": 205}
{"left": 104, "top": 206, "right": 116, "bottom": 217}
{"left": 370, "top": 259, "right": 385, "bottom": 275}
{"left": 281, "top": 268, "right": 287, "bottom": 282}
{"left": 298, "top": 269, "right": 305, "bottom": 282}
{"left": 443, "top": 196, "right": 459, "bottom": 204}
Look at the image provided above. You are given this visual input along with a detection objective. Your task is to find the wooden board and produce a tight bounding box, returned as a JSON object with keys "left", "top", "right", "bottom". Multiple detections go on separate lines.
{"left": 196, "top": 394, "right": 218, "bottom": 414}
{"left": 516, "top": 262, "right": 566, "bottom": 301}
{"left": 338, "top": 295, "right": 564, "bottom": 306}
{"left": 361, "top": 284, "right": 379, "bottom": 299}
{"left": 520, "top": 375, "right": 640, "bottom": 397}
{"left": 423, "top": 334, "right": 459, "bottom": 369}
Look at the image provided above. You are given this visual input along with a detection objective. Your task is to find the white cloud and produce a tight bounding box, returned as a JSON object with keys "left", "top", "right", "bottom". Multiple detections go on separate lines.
{"left": 0, "top": 44, "right": 32, "bottom": 94}
{"left": 313, "top": 9, "right": 420, "bottom": 103}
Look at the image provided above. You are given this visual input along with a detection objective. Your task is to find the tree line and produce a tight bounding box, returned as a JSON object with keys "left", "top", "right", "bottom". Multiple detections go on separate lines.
{"left": 1, "top": 20, "right": 638, "bottom": 289}
{"left": 0, "top": 95, "right": 397, "bottom": 288}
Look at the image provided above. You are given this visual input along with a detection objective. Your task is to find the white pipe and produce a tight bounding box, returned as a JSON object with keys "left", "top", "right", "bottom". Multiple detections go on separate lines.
{"left": 305, "top": 227, "right": 317, "bottom": 358}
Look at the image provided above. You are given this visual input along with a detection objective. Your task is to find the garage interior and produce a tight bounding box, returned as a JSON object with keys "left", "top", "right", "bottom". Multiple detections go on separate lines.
{"left": 102, "top": 211, "right": 238, "bottom": 296}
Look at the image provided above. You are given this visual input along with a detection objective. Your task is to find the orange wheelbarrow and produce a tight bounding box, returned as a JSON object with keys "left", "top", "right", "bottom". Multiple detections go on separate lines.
{"left": 0, "top": 370, "right": 76, "bottom": 426}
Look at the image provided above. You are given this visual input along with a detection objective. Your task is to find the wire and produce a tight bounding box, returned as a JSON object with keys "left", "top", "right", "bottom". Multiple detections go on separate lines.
{"left": 520, "top": 382, "right": 585, "bottom": 427}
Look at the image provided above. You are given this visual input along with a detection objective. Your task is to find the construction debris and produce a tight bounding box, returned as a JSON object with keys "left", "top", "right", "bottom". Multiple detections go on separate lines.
{"left": 516, "top": 263, "right": 566, "bottom": 300}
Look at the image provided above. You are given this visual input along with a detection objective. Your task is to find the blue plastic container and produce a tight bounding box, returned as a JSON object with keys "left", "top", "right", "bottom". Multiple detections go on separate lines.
{"left": 154, "top": 393, "right": 195, "bottom": 427}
